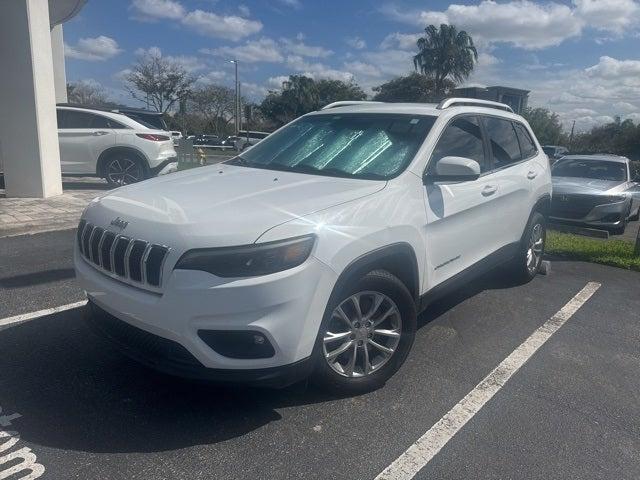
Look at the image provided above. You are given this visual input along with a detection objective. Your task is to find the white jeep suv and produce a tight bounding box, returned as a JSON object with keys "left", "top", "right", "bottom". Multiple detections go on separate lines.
{"left": 57, "top": 105, "right": 177, "bottom": 186}
{"left": 74, "top": 99, "right": 551, "bottom": 393}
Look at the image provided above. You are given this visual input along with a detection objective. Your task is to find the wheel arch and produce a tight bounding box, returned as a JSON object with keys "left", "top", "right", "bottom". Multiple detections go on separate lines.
{"left": 329, "top": 243, "right": 420, "bottom": 307}
{"left": 96, "top": 146, "right": 149, "bottom": 177}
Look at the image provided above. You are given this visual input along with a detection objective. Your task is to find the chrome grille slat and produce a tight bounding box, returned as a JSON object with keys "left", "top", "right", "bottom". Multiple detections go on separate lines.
{"left": 77, "top": 220, "right": 170, "bottom": 290}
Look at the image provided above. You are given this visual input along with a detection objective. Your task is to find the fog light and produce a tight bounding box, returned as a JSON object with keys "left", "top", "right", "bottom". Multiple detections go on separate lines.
{"left": 197, "top": 330, "right": 275, "bottom": 359}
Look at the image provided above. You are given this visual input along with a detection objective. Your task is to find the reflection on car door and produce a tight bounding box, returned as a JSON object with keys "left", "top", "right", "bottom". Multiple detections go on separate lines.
{"left": 423, "top": 115, "right": 505, "bottom": 288}
{"left": 58, "top": 109, "right": 116, "bottom": 174}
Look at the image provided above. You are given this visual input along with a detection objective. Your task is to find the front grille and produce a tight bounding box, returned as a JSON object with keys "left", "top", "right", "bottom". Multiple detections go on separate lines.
{"left": 550, "top": 194, "right": 602, "bottom": 219}
{"left": 77, "top": 219, "right": 169, "bottom": 288}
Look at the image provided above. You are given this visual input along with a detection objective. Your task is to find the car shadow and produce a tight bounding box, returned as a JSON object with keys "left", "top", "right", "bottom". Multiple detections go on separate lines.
{"left": 0, "top": 267, "right": 519, "bottom": 454}
{"left": 0, "top": 268, "right": 75, "bottom": 288}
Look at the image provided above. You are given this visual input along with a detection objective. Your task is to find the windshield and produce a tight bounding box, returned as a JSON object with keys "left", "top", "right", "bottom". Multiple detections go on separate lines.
{"left": 552, "top": 159, "right": 627, "bottom": 181}
{"left": 226, "top": 113, "right": 436, "bottom": 180}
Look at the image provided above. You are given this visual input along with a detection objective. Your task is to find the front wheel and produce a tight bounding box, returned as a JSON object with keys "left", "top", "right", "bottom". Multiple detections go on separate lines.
{"left": 511, "top": 211, "right": 546, "bottom": 283}
{"left": 104, "top": 155, "right": 147, "bottom": 187}
{"left": 311, "top": 270, "right": 416, "bottom": 395}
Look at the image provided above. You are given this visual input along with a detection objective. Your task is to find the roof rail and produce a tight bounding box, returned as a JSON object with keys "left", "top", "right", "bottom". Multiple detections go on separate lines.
{"left": 321, "top": 101, "right": 383, "bottom": 110}
{"left": 436, "top": 98, "right": 514, "bottom": 113}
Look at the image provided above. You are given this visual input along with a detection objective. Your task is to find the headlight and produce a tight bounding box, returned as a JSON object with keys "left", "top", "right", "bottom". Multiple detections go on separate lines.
{"left": 174, "top": 235, "right": 315, "bottom": 277}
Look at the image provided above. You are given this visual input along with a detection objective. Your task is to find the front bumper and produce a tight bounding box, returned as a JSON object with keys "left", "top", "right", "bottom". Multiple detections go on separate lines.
{"left": 550, "top": 198, "right": 629, "bottom": 228}
{"left": 75, "top": 247, "right": 337, "bottom": 380}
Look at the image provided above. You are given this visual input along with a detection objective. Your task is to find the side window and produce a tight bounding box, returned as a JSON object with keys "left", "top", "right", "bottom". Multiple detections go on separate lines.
{"left": 483, "top": 117, "right": 522, "bottom": 169}
{"left": 513, "top": 122, "right": 537, "bottom": 159}
{"left": 91, "top": 115, "right": 126, "bottom": 129}
{"left": 431, "top": 116, "right": 487, "bottom": 172}
{"left": 60, "top": 110, "right": 95, "bottom": 129}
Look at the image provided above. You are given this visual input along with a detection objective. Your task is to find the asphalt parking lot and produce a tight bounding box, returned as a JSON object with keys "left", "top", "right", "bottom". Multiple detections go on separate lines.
{"left": 1, "top": 230, "right": 639, "bottom": 479}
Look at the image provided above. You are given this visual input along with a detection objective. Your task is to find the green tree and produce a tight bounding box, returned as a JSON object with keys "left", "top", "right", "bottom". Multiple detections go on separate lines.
{"left": 521, "top": 107, "right": 565, "bottom": 145}
{"left": 413, "top": 24, "right": 478, "bottom": 95}
{"left": 66, "top": 81, "right": 110, "bottom": 106}
{"left": 125, "top": 51, "right": 196, "bottom": 113}
{"left": 372, "top": 73, "right": 455, "bottom": 102}
{"left": 187, "top": 85, "right": 236, "bottom": 136}
{"left": 259, "top": 75, "right": 366, "bottom": 126}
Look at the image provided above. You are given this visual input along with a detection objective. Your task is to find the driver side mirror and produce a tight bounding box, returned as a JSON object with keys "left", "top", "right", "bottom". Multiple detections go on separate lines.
{"left": 425, "top": 156, "right": 481, "bottom": 183}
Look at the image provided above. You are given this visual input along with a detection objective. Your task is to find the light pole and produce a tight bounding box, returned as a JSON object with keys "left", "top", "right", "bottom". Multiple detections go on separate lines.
{"left": 230, "top": 59, "right": 239, "bottom": 135}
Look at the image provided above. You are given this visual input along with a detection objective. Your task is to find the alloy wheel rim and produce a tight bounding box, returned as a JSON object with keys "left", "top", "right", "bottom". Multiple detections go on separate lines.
{"left": 526, "top": 223, "right": 544, "bottom": 274}
{"left": 323, "top": 291, "right": 402, "bottom": 378}
{"left": 107, "top": 158, "right": 141, "bottom": 186}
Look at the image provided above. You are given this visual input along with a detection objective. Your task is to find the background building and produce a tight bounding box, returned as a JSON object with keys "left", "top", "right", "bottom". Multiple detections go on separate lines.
{"left": 453, "top": 86, "right": 530, "bottom": 114}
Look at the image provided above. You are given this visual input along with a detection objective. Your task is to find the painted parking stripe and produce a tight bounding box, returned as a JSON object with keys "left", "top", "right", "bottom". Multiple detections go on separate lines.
{"left": 0, "top": 300, "right": 87, "bottom": 328}
{"left": 376, "top": 281, "right": 601, "bottom": 480}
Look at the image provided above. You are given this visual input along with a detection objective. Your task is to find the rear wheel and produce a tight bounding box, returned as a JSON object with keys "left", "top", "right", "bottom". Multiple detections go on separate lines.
{"left": 312, "top": 270, "right": 416, "bottom": 394}
{"left": 511, "top": 211, "right": 546, "bottom": 283}
{"left": 104, "top": 154, "right": 147, "bottom": 187}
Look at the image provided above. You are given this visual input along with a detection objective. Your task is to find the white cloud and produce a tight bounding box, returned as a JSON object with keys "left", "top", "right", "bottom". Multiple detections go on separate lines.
{"left": 346, "top": 37, "right": 367, "bottom": 50}
{"left": 280, "top": 38, "right": 333, "bottom": 58}
{"left": 585, "top": 55, "right": 640, "bottom": 79}
{"left": 196, "top": 70, "right": 228, "bottom": 85}
{"left": 129, "top": 0, "right": 185, "bottom": 21}
{"left": 277, "top": 0, "right": 302, "bottom": 9}
{"left": 202, "top": 38, "right": 284, "bottom": 63}
{"left": 238, "top": 5, "right": 250, "bottom": 17}
{"left": 380, "top": 32, "right": 421, "bottom": 50}
{"left": 65, "top": 36, "right": 122, "bottom": 61}
{"left": 361, "top": 49, "right": 414, "bottom": 77}
{"left": 343, "top": 61, "right": 382, "bottom": 78}
{"left": 382, "top": 0, "right": 640, "bottom": 50}
{"left": 573, "top": 0, "right": 640, "bottom": 34}
{"left": 267, "top": 75, "right": 290, "bottom": 89}
{"left": 181, "top": 10, "right": 262, "bottom": 41}
{"left": 286, "top": 55, "right": 354, "bottom": 82}
{"left": 242, "top": 82, "right": 269, "bottom": 98}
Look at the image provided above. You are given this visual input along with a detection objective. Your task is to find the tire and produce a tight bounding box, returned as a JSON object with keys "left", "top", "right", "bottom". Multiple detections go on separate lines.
{"left": 311, "top": 270, "right": 417, "bottom": 395}
{"left": 630, "top": 208, "right": 640, "bottom": 222}
{"left": 610, "top": 222, "right": 626, "bottom": 236}
{"left": 510, "top": 211, "right": 546, "bottom": 283}
{"left": 103, "top": 153, "right": 147, "bottom": 187}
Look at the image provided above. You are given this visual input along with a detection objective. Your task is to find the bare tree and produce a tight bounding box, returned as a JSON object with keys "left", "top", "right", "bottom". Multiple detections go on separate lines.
{"left": 67, "top": 81, "right": 110, "bottom": 106}
{"left": 188, "top": 85, "right": 236, "bottom": 136}
{"left": 125, "top": 52, "right": 196, "bottom": 113}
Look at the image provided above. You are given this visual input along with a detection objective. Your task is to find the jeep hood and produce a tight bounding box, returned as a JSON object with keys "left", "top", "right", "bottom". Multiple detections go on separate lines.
{"left": 83, "top": 163, "right": 385, "bottom": 247}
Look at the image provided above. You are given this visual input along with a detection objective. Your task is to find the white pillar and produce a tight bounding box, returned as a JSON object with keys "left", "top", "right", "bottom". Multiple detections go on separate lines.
{"left": 0, "top": 0, "right": 62, "bottom": 198}
{"left": 51, "top": 24, "right": 68, "bottom": 104}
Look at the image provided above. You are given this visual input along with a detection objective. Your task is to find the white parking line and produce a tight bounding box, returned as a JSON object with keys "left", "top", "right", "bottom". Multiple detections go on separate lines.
{"left": 0, "top": 300, "right": 87, "bottom": 328}
{"left": 375, "top": 281, "right": 601, "bottom": 480}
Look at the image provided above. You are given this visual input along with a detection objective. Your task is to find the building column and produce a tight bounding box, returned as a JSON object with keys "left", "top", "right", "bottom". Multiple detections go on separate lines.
{"left": 0, "top": 0, "right": 62, "bottom": 198}
{"left": 51, "top": 24, "right": 68, "bottom": 104}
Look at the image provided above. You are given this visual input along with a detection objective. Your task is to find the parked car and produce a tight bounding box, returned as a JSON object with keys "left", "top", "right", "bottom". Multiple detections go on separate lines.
{"left": 56, "top": 105, "right": 177, "bottom": 186}
{"left": 110, "top": 107, "right": 169, "bottom": 132}
{"left": 542, "top": 145, "right": 569, "bottom": 163}
{"left": 550, "top": 154, "right": 640, "bottom": 234}
{"left": 75, "top": 98, "right": 551, "bottom": 393}
{"left": 235, "top": 130, "right": 270, "bottom": 150}
{"left": 193, "top": 134, "right": 222, "bottom": 147}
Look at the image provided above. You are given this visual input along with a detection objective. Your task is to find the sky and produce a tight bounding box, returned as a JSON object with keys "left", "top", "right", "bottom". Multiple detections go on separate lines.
{"left": 63, "top": 0, "right": 640, "bottom": 132}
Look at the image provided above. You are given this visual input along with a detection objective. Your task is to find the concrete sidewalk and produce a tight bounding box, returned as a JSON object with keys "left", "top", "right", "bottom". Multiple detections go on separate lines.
{"left": 0, "top": 178, "right": 109, "bottom": 237}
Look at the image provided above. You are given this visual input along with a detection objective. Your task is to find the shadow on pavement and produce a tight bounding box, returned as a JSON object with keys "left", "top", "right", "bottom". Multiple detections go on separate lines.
{"left": 0, "top": 268, "right": 518, "bottom": 454}
{"left": 0, "top": 268, "right": 75, "bottom": 288}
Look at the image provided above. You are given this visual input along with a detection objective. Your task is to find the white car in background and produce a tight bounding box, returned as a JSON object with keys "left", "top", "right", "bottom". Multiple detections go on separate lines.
{"left": 235, "top": 130, "right": 270, "bottom": 150}
{"left": 57, "top": 105, "right": 177, "bottom": 186}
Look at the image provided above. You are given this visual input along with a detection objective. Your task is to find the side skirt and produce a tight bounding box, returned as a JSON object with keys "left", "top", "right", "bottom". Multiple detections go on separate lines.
{"left": 418, "top": 242, "right": 519, "bottom": 313}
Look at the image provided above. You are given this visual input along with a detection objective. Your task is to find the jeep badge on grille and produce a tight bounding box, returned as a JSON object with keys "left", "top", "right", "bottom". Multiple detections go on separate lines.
{"left": 110, "top": 217, "right": 129, "bottom": 230}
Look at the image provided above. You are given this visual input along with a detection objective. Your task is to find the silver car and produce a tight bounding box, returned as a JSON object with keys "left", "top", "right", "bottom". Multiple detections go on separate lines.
{"left": 550, "top": 154, "right": 640, "bottom": 234}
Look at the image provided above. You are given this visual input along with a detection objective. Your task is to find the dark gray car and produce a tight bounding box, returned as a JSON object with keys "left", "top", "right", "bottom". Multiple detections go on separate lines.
{"left": 550, "top": 154, "right": 640, "bottom": 234}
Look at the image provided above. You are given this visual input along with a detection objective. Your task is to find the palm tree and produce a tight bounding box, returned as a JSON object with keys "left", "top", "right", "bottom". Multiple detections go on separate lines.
{"left": 413, "top": 24, "right": 478, "bottom": 97}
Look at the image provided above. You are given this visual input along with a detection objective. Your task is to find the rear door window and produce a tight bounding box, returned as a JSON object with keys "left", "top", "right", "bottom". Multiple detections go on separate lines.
{"left": 483, "top": 117, "right": 522, "bottom": 169}
{"left": 60, "top": 110, "right": 95, "bottom": 129}
{"left": 513, "top": 122, "right": 537, "bottom": 159}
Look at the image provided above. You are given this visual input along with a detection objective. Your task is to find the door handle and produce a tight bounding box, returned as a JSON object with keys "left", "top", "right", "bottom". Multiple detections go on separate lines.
{"left": 93, "top": 131, "right": 109, "bottom": 136}
{"left": 527, "top": 170, "right": 537, "bottom": 179}
{"left": 481, "top": 185, "right": 497, "bottom": 196}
